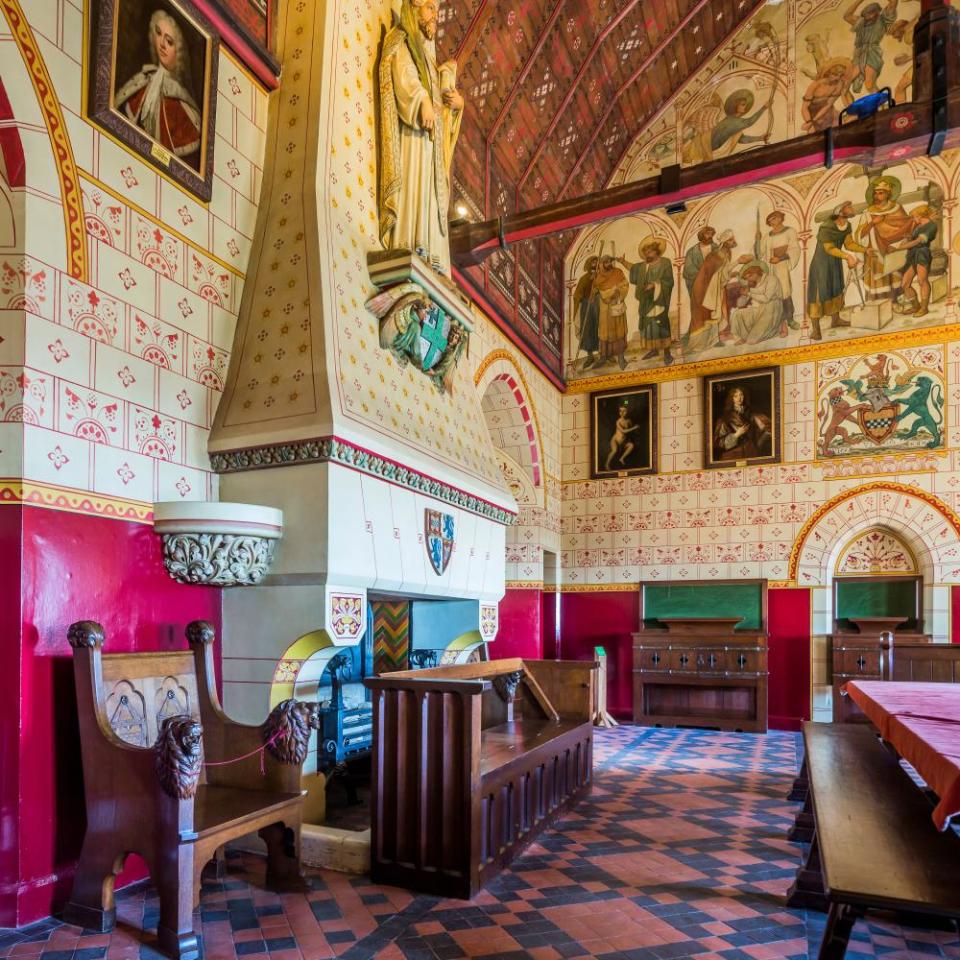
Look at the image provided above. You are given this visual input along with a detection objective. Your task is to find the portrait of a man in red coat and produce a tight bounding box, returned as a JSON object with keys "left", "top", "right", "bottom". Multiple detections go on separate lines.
{"left": 113, "top": 7, "right": 204, "bottom": 171}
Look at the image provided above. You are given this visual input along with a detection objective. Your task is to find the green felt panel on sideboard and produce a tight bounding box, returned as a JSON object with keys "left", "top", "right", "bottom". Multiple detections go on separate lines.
{"left": 835, "top": 579, "right": 918, "bottom": 621}
{"left": 643, "top": 583, "right": 763, "bottom": 631}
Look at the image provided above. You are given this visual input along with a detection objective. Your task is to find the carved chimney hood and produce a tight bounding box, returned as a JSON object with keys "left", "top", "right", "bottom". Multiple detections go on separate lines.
{"left": 206, "top": 0, "right": 512, "bottom": 722}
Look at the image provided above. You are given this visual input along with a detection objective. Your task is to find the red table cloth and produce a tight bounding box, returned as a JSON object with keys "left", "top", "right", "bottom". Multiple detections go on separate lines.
{"left": 844, "top": 681, "right": 960, "bottom": 831}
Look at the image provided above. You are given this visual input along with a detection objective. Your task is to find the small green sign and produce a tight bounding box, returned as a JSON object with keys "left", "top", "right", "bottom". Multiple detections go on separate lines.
{"left": 594, "top": 646, "right": 606, "bottom": 657}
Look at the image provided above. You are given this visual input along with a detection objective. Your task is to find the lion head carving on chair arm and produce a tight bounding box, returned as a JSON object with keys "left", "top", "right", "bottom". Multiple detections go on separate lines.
{"left": 154, "top": 716, "right": 203, "bottom": 799}
{"left": 261, "top": 699, "right": 321, "bottom": 766}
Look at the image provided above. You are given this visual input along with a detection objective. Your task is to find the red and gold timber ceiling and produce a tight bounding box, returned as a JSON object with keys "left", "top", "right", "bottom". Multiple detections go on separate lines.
{"left": 439, "top": 0, "right": 764, "bottom": 380}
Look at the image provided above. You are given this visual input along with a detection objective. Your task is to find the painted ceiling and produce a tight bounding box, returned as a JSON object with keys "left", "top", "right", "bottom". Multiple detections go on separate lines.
{"left": 438, "top": 0, "right": 765, "bottom": 378}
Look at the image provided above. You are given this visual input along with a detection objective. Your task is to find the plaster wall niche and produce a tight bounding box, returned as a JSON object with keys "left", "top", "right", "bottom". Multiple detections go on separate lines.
{"left": 209, "top": 0, "right": 516, "bottom": 778}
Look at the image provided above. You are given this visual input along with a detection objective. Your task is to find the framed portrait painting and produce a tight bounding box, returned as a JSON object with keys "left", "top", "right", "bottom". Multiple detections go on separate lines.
{"left": 703, "top": 367, "right": 781, "bottom": 470}
{"left": 590, "top": 385, "right": 658, "bottom": 479}
{"left": 89, "top": 0, "right": 219, "bottom": 200}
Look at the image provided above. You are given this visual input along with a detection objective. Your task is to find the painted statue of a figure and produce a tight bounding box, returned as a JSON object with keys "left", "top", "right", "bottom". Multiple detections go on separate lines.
{"left": 378, "top": 0, "right": 464, "bottom": 276}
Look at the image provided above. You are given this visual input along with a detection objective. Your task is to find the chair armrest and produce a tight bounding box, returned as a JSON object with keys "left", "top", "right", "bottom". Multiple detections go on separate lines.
{"left": 187, "top": 621, "right": 316, "bottom": 793}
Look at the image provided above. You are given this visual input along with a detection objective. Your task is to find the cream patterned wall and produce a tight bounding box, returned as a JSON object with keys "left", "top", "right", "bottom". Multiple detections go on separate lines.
{"left": 0, "top": 0, "right": 269, "bottom": 515}
{"left": 560, "top": 338, "right": 960, "bottom": 636}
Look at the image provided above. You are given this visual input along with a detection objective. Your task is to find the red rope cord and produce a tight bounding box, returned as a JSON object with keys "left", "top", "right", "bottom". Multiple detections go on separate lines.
{"left": 202, "top": 728, "right": 283, "bottom": 775}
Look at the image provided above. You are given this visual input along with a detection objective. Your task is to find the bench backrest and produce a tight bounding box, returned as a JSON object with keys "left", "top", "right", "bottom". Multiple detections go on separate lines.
{"left": 100, "top": 651, "right": 200, "bottom": 747}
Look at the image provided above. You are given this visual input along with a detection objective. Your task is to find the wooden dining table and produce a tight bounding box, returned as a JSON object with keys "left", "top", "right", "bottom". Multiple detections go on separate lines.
{"left": 844, "top": 680, "right": 960, "bottom": 832}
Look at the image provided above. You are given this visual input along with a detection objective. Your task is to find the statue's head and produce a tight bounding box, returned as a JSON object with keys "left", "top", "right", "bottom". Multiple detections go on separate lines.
{"left": 410, "top": 0, "right": 439, "bottom": 40}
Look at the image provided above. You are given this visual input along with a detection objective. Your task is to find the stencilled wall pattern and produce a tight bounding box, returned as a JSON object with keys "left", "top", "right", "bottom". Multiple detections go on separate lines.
{"left": 561, "top": 338, "right": 960, "bottom": 605}
{"left": 0, "top": 0, "right": 269, "bottom": 515}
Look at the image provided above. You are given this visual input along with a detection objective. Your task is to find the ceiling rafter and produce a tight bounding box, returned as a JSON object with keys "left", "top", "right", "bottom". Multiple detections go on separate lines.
{"left": 557, "top": 0, "right": 756, "bottom": 201}
{"left": 483, "top": 0, "right": 567, "bottom": 214}
{"left": 513, "top": 0, "right": 647, "bottom": 201}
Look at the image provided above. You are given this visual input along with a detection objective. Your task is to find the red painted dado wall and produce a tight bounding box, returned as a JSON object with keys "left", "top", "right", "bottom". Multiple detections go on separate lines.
{"left": 553, "top": 588, "right": 812, "bottom": 728}
{"left": 1, "top": 505, "right": 221, "bottom": 928}
{"left": 494, "top": 589, "right": 545, "bottom": 660}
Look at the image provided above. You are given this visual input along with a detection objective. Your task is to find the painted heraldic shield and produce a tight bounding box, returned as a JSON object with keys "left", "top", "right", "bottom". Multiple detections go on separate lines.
{"left": 425, "top": 508, "right": 455, "bottom": 575}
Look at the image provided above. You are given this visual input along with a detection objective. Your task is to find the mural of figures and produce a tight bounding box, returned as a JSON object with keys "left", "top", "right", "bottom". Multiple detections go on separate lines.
{"left": 565, "top": 155, "right": 958, "bottom": 381}
{"left": 563, "top": 0, "right": 960, "bottom": 384}
{"left": 816, "top": 348, "right": 945, "bottom": 459}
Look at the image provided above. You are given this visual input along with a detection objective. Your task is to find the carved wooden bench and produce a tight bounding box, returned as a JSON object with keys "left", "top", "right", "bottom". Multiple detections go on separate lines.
{"left": 786, "top": 722, "right": 960, "bottom": 957}
{"left": 366, "top": 658, "right": 596, "bottom": 898}
{"left": 63, "top": 621, "right": 319, "bottom": 960}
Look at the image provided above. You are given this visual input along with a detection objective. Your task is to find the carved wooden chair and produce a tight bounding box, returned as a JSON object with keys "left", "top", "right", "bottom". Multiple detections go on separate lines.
{"left": 64, "top": 620, "right": 319, "bottom": 960}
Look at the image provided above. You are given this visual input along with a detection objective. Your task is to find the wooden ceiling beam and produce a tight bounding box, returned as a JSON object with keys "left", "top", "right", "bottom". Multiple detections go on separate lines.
{"left": 451, "top": 91, "right": 960, "bottom": 266}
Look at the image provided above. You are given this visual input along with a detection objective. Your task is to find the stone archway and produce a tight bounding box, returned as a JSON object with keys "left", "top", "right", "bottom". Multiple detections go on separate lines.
{"left": 789, "top": 481, "right": 960, "bottom": 641}
{"left": 476, "top": 351, "right": 544, "bottom": 495}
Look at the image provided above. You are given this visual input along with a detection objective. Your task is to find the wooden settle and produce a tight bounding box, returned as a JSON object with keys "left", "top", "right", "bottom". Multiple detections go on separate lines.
{"left": 64, "top": 621, "right": 319, "bottom": 960}
{"left": 365, "top": 658, "right": 596, "bottom": 899}
{"left": 786, "top": 722, "right": 960, "bottom": 958}
{"left": 632, "top": 580, "right": 769, "bottom": 733}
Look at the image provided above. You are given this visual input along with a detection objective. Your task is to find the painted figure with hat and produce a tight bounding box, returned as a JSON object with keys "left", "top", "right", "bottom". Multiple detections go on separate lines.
{"left": 893, "top": 204, "right": 939, "bottom": 317}
{"left": 844, "top": 0, "right": 898, "bottom": 94}
{"left": 729, "top": 261, "right": 783, "bottom": 346}
{"left": 807, "top": 201, "right": 870, "bottom": 341}
{"left": 759, "top": 210, "right": 800, "bottom": 329}
{"left": 710, "top": 88, "right": 773, "bottom": 158}
{"left": 619, "top": 237, "right": 675, "bottom": 366}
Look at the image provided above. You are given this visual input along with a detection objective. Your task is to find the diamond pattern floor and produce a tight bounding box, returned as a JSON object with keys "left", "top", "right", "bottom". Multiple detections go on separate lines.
{"left": 1, "top": 727, "right": 958, "bottom": 959}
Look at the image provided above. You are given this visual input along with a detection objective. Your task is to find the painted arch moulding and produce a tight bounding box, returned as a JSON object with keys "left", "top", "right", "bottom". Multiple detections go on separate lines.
{"left": 788, "top": 482, "right": 960, "bottom": 586}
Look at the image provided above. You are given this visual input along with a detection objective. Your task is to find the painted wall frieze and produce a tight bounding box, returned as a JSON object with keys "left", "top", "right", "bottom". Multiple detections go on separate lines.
{"left": 209, "top": 435, "right": 517, "bottom": 525}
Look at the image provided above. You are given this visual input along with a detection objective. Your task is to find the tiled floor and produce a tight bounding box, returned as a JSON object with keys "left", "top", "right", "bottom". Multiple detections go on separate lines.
{"left": 1, "top": 727, "right": 958, "bottom": 960}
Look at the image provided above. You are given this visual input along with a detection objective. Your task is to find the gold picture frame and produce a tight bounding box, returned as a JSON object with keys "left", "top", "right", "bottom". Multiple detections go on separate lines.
{"left": 89, "top": 0, "right": 219, "bottom": 200}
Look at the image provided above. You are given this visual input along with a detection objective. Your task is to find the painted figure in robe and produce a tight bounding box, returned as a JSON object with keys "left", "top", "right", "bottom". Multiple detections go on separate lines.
{"left": 378, "top": 0, "right": 464, "bottom": 276}
{"left": 687, "top": 230, "right": 749, "bottom": 353}
{"left": 855, "top": 176, "right": 913, "bottom": 301}
{"left": 759, "top": 211, "right": 800, "bottom": 328}
{"left": 594, "top": 256, "right": 629, "bottom": 370}
{"left": 682, "top": 227, "right": 717, "bottom": 303}
{"left": 806, "top": 201, "right": 870, "bottom": 341}
{"left": 114, "top": 10, "right": 202, "bottom": 167}
{"left": 574, "top": 256, "right": 602, "bottom": 370}
{"left": 845, "top": 0, "right": 898, "bottom": 94}
{"left": 620, "top": 237, "right": 674, "bottom": 366}
{"left": 729, "top": 262, "right": 783, "bottom": 345}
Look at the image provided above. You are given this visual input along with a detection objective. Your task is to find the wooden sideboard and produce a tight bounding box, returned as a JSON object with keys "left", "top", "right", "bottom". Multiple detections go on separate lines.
{"left": 365, "top": 658, "right": 595, "bottom": 899}
{"left": 633, "top": 617, "right": 769, "bottom": 733}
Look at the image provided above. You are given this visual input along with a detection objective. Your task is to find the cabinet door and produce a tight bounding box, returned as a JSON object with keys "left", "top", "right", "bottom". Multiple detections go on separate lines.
{"left": 636, "top": 646, "right": 669, "bottom": 672}
{"left": 834, "top": 646, "right": 881, "bottom": 680}
{"left": 696, "top": 647, "right": 726, "bottom": 674}
{"left": 729, "top": 647, "right": 764, "bottom": 675}
{"left": 666, "top": 647, "right": 698, "bottom": 673}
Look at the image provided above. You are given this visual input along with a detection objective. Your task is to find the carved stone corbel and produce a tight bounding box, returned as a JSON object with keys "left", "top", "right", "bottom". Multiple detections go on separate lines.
{"left": 154, "top": 716, "right": 203, "bottom": 800}
{"left": 262, "top": 699, "right": 321, "bottom": 766}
